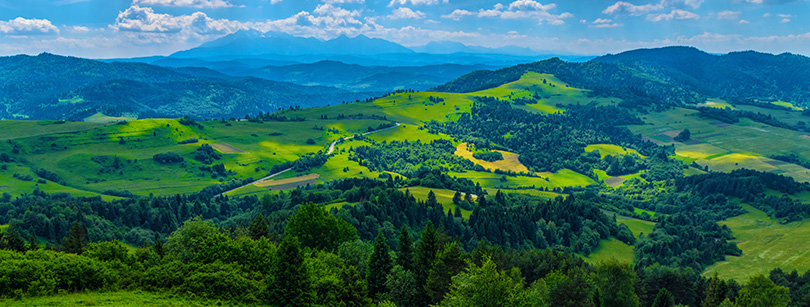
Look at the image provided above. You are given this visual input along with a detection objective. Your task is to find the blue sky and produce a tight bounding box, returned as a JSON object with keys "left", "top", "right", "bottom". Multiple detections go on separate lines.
{"left": 0, "top": 0, "right": 807, "bottom": 58}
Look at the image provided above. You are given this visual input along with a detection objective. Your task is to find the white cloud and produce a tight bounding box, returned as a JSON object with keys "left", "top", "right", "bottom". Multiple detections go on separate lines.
{"left": 763, "top": 13, "right": 771, "bottom": 17}
{"left": 388, "top": 7, "right": 425, "bottom": 19}
{"left": 0, "top": 17, "right": 59, "bottom": 35}
{"left": 739, "top": 19, "right": 750, "bottom": 24}
{"left": 322, "top": 0, "right": 364, "bottom": 4}
{"left": 779, "top": 13, "right": 792, "bottom": 23}
{"left": 387, "top": 0, "right": 447, "bottom": 7}
{"left": 132, "top": 0, "right": 235, "bottom": 8}
{"left": 67, "top": 25, "right": 91, "bottom": 33}
{"left": 646, "top": 9, "right": 699, "bottom": 22}
{"left": 590, "top": 18, "right": 622, "bottom": 28}
{"left": 717, "top": 10, "right": 740, "bottom": 20}
{"left": 112, "top": 5, "right": 242, "bottom": 33}
{"left": 603, "top": 1, "right": 664, "bottom": 15}
{"left": 441, "top": 9, "right": 474, "bottom": 20}
{"left": 440, "top": 1, "right": 572, "bottom": 25}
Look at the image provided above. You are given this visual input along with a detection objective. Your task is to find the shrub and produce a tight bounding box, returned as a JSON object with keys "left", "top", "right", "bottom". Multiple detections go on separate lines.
{"left": 153, "top": 152, "right": 184, "bottom": 164}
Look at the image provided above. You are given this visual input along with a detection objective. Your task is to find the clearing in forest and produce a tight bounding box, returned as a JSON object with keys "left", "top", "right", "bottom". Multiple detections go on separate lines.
{"left": 454, "top": 142, "right": 530, "bottom": 173}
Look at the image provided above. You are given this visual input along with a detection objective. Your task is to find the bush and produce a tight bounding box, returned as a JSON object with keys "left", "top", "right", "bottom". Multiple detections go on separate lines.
{"left": 473, "top": 150, "right": 504, "bottom": 162}
{"left": 177, "top": 138, "right": 199, "bottom": 145}
{"left": 153, "top": 152, "right": 184, "bottom": 164}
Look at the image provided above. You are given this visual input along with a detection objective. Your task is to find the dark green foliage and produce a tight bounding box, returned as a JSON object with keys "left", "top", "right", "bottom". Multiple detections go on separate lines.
{"left": 177, "top": 138, "right": 198, "bottom": 144}
{"left": 736, "top": 275, "right": 790, "bottom": 307}
{"left": 152, "top": 152, "right": 184, "bottom": 164}
{"left": 473, "top": 150, "right": 503, "bottom": 162}
{"left": 193, "top": 144, "right": 222, "bottom": 164}
{"left": 652, "top": 288, "right": 675, "bottom": 307}
{"left": 249, "top": 213, "right": 269, "bottom": 240}
{"left": 352, "top": 139, "right": 481, "bottom": 177}
{"left": 545, "top": 267, "right": 595, "bottom": 307}
{"left": 285, "top": 202, "right": 358, "bottom": 251}
{"left": 265, "top": 235, "right": 312, "bottom": 307}
{"left": 396, "top": 226, "right": 414, "bottom": 271}
{"left": 0, "top": 226, "right": 27, "bottom": 252}
{"left": 0, "top": 249, "right": 118, "bottom": 298}
{"left": 594, "top": 259, "right": 640, "bottom": 307}
{"left": 674, "top": 129, "right": 691, "bottom": 142}
{"left": 414, "top": 221, "right": 441, "bottom": 305}
{"left": 306, "top": 138, "right": 316, "bottom": 145}
{"left": 426, "top": 242, "right": 468, "bottom": 304}
{"left": 62, "top": 221, "right": 88, "bottom": 254}
{"left": 367, "top": 231, "right": 393, "bottom": 299}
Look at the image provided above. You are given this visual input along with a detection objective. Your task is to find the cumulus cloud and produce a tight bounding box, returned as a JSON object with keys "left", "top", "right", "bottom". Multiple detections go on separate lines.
{"left": 646, "top": 9, "right": 699, "bottom": 21}
{"left": 67, "top": 25, "right": 91, "bottom": 33}
{"left": 717, "top": 10, "right": 741, "bottom": 20}
{"left": 0, "top": 17, "right": 59, "bottom": 35}
{"left": 603, "top": 0, "right": 702, "bottom": 16}
{"left": 388, "top": 7, "right": 425, "bottom": 19}
{"left": 132, "top": 0, "right": 235, "bottom": 8}
{"left": 778, "top": 13, "right": 793, "bottom": 22}
{"left": 322, "top": 0, "right": 364, "bottom": 4}
{"left": 388, "top": 0, "right": 447, "bottom": 7}
{"left": 590, "top": 18, "right": 622, "bottom": 28}
{"left": 440, "top": 0, "right": 572, "bottom": 25}
{"left": 112, "top": 5, "right": 242, "bottom": 33}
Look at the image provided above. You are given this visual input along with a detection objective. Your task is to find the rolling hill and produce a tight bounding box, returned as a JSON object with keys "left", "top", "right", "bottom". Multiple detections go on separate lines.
{"left": 0, "top": 53, "right": 374, "bottom": 120}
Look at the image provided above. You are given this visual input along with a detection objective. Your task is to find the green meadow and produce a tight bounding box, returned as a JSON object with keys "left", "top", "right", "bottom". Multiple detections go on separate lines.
{"left": 581, "top": 215, "right": 655, "bottom": 264}
{"left": 404, "top": 186, "right": 473, "bottom": 219}
{"left": 0, "top": 291, "right": 237, "bottom": 307}
{"left": 704, "top": 205, "right": 810, "bottom": 281}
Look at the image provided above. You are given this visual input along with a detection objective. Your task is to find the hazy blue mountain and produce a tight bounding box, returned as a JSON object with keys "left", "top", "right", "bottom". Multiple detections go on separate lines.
{"left": 411, "top": 41, "right": 540, "bottom": 56}
{"left": 0, "top": 53, "right": 375, "bottom": 120}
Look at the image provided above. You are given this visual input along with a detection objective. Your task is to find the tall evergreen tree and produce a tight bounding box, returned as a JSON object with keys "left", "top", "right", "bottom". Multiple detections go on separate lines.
{"left": 397, "top": 226, "right": 414, "bottom": 271}
{"left": 415, "top": 221, "right": 441, "bottom": 306}
{"left": 265, "top": 236, "right": 312, "bottom": 307}
{"left": 62, "top": 221, "right": 88, "bottom": 254}
{"left": 425, "top": 242, "right": 468, "bottom": 304}
{"left": 368, "top": 231, "right": 393, "bottom": 299}
{"left": 652, "top": 288, "right": 675, "bottom": 307}
{"left": 249, "top": 213, "right": 269, "bottom": 240}
{"left": 594, "top": 259, "right": 640, "bottom": 307}
{"left": 702, "top": 273, "right": 728, "bottom": 307}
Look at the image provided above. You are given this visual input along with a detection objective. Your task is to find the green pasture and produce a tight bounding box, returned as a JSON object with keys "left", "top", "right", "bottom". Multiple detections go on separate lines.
{"left": 697, "top": 98, "right": 734, "bottom": 110}
{"left": 704, "top": 205, "right": 810, "bottom": 281}
{"left": 0, "top": 120, "right": 104, "bottom": 141}
{"left": 582, "top": 214, "right": 655, "bottom": 264}
{"left": 0, "top": 290, "right": 238, "bottom": 307}
{"left": 402, "top": 186, "right": 473, "bottom": 219}
{"left": 630, "top": 107, "right": 810, "bottom": 183}
{"left": 584, "top": 144, "right": 644, "bottom": 159}
{"left": 84, "top": 112, "right": 137, "bottom": 123}
{"left": 449, "top": 169, "right": 595, "bottom": 191}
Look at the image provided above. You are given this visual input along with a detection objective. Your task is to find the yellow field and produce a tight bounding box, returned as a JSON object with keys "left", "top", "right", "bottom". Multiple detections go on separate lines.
{"left": 697, "top": 98, "right": 734, "bottom": 110}
{"left": 454, "top": 143, "right": 530, "bottom": 173}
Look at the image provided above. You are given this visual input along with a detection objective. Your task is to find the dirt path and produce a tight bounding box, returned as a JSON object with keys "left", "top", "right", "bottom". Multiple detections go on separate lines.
{"left": 327, "top": 122, "right": 401, "bottom": 154}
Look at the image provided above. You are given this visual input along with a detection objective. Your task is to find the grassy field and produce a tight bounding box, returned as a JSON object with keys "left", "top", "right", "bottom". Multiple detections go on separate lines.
{"left": 454, "top": 142, "right": 530, "bottom": 173}
{"left": 704, "top": 205, "right": 810, "bottom": 281}
{"left": 697, "top": 98, "right": 734, "bottom": 110}
{"left": 584, "top": 144, "right": 644, "bottom": 159}
{"left": 582, "top": 215, "right": 655, "bottom": 264}
{"left": 449, "top": 169, "right": 596, "bottom": 191}
{"left": 83, "top": 112, "right": 137, "bottom": 123}
{"left": 630, "top": 107, "right": 810, "bottom": 183}
{"left": 404, "top": 186, "right": 473, "bottom": 219}
{"left": 0, "top": 291, "right": 239, "bottom": 306}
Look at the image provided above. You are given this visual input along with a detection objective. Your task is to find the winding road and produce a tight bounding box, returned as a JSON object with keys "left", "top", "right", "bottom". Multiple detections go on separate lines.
{"left": 218, "top": 122, "right": 401, "bottom": 197}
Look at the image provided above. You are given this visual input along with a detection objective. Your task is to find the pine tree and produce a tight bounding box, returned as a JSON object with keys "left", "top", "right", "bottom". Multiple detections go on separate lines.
{"left": 415, "top": 221, "right": 440, "bottom": 306}
{"left": 397, "top": 226, "right": 414, "bottom": 271}
{"left": 249, "top": 213, "right": 269, "bottom": 240}
{"left": 367, "top": 231, "right": 393, "bottom": 299}
{"left": 265, "top": 236, "right": 312, "bottom": 306}
{"left": 652, "top": 288, "right": 675, "bottom": 307}
{"left": 62, "top": 221, "right": 88, "bottom": 254}
{"left": 452, "top": 191, "right": 461, "bottom": 204}
{"left": 425, "top": 242, "right": 467, "bottom": 304}
{"left": 702, "top": 273, "right": 728, "bottom": 307}
{"left": 153, "top": 233, "right": 164, "bottom": 258}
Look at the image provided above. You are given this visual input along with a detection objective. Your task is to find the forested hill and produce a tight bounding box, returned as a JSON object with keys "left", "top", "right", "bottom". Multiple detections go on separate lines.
{"left": 0, "top": 53, "right": 373, "bottom": 121}
{"left": 434, "top": 46, "right": 810, "bottom": 108}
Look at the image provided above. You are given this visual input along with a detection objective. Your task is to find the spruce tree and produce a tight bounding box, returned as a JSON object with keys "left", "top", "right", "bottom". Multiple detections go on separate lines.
{"left": 397, "top": 226, "right": 414, "bottom": 271}
{"left": 265, "top": 236, "right": 311, "bottom": 307}
{"left": 62, "top": 221, "right": 88, "bottom": 254}
{"left": 249, "top": 213, "right": 269, "bottom": 240}
{"left": 415, "top": 221, "right": 440, "bottom": 305}
{"left": 367, "top": 231, "right": 393, "bottom": 299}
{"left": 652, "top": 288, "right": 675, "bottom": 307}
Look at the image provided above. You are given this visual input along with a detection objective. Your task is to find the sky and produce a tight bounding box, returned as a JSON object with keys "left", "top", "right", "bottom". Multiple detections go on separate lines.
{"left": 0, "top": 0, "right": 807, "bottom": 58}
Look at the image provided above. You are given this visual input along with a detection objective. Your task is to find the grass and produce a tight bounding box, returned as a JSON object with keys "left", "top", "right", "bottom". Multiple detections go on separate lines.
{"left": 697, "top": 98, "right": 734, "bottom": 110}
{"left": 0, "top": 120, "right": 104, "bottom": 141}
{"left": 582, "top": 215, "right": 655, "bottom": 264}
{"left": 704, "top": 205, "right": 810, "bottom": 281}
{"left": 449, "top": 169, "right": 596, "bottom": 191}
{"left": 454, "top": 142, "right": 529, "bottom": 173}
{"left": 83, "top": 112, "right": 137, "bottom": 123}
{"left": 0, "top": 290, "right": 239, "bottom": 306}
{"left": 366, "top": 124, "right": 450, "bottom": 143}
{"left": 404, "top": 186, "right": 473, "bottom": 219}
{"left": 584, "top": 144, "right": 644, "bottom": 159}
{"left": 772, "top": 101, "right": 803, "bottom": 111}
{"left": 630, "top": 107, "right": 810, "bottom": 183}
